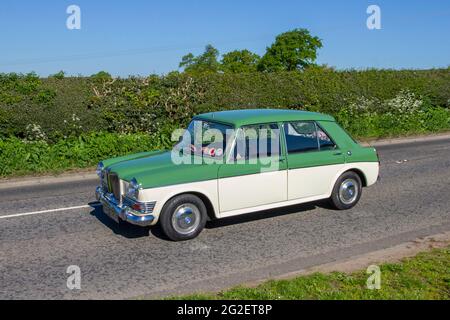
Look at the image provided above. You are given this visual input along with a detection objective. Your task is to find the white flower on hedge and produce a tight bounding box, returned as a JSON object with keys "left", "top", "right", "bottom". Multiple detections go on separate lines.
{"left": 71, "top": 113, "right": 81, "bottom": 122}
{"left": 64, "top": 113, "right": 83, "bottom": 131}
{"left": 349, "top": 96, "right": 378, "bottom": 112}
{"left": 347, "top": 90, "right": 424, "bottom": 117}
{"left": 385, "top": 90, "right": 423, "bottom": 114}
{"left": 24, "top": 124, "right": 47, "bottom": 142}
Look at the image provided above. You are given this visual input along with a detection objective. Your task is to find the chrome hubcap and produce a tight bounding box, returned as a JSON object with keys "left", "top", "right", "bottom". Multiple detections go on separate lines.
{"left": 339, "top": 178, "right": 359, "bottom": 205}
{"left": 172, "top": 203, "right": 200, "bottom": 235}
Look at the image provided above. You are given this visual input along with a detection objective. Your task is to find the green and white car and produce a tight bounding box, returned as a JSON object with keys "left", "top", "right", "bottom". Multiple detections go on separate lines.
{"left": 95, "top": 109, "right": 379, "bottom": 241}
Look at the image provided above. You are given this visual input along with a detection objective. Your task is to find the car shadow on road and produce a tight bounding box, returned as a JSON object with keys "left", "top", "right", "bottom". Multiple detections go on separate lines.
{"left": 206, "top": 200, "right": 332, "bottom": 229}
{"left": 88, "top": 202, "right": 151, "bottom": 239}
{"left": 88, "top": 199, "right": 335, "bottom": 241}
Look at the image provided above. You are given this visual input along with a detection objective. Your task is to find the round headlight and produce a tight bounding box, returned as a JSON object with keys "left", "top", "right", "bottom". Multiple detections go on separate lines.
{"left": 96, "top": 162, "right": 104, "bottom": 178}
{"left": 127, "top": 178, "right": 141, "bottom": 199}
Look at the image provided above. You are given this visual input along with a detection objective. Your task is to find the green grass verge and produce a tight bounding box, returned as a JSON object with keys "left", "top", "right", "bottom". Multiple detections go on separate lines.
{"left": 172, "top": 246, "right": 450, "bottom": 300}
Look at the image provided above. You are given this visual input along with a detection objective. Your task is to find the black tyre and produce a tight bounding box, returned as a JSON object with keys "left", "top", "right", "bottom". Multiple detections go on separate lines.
{"left": 159, "top": 194, "right": 207, "bottom": 241}
{"left": 330, "top": 171, "right": 362, "bottom": 210}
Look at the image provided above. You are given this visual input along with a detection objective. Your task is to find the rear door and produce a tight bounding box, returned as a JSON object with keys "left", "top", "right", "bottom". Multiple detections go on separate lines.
{"left": 283, "top": 121, "right": 345, "bottom": 200}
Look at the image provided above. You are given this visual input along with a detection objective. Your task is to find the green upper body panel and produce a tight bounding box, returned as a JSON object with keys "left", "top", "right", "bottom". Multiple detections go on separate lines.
{"left": 101, "top": 109, "right": 378, "bottom": 189}
{"left": 105, "top": 151, "right": 221, "bottom": 188}
{"left": 194, "top": 109, "right": 335, "bottom": 127}
{"left": 318, "top": 121, "right": 378, "bottom": 163}
{"left": 102, "top": 150, "right": 164, "bottom": 168}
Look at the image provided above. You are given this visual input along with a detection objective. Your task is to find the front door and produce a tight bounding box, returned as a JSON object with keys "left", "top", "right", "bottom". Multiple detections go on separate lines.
{"left": 283, "top": 121, "right": 345, "bottom": 200}
{"left": 218, "top": 123, "right": 287, "bottom": 214}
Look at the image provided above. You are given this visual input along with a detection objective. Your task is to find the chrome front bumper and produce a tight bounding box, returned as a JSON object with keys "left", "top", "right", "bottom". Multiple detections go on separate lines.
{"left": 95, "top": 186, "right": 155, "bottom": 227}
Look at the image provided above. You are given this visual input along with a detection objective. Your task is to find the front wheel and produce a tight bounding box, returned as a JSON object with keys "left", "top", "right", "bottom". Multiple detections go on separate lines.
{"left": 330, "top": 171, "right": 362, "bottom": 210}
{"left": 159, "top": 194, "right": 207, "bottom": 241}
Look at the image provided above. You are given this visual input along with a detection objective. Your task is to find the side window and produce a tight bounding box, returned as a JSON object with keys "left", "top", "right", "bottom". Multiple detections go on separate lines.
{"left": 234, "top": 123, "right": 281, "bottom": 160}
{"left": 284, "top": 121, "right": 318, "bottom": 154}
{"left": 317, "top": 125, "right": 336, "bottom": 150}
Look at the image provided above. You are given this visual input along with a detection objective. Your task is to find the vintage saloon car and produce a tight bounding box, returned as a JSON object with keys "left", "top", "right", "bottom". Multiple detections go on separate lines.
{"left": 96, "top": 109, "right": 379, "bottom": 241}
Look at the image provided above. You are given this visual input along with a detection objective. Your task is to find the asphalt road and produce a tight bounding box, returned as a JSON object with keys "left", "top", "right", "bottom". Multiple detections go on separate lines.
{"left": 1, "top": 137, "right": 450, "bottom": 299}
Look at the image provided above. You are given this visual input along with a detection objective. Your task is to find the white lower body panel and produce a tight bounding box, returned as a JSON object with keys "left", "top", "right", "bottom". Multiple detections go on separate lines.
{"left": 218, "top": 170, "right": 288, "bottom": 212}
{"left": 136, "top": 161, "right": 379, "bottom": 222}
{"left": 219, "top": 161, "right": 379, "bottom": 218}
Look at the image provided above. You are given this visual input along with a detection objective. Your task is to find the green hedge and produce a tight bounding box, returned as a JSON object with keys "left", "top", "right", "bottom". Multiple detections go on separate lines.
{"left": 0, "top": 132, "right": 173, "bottom": 176}
{"left": 0, "top": 68, "right": 449, "bottom": 176}
{"left": 1, "top": 68, "right": 449, "bottom": 141}
{"left": 0, "top": 106, "right": 449, "bottom": 177}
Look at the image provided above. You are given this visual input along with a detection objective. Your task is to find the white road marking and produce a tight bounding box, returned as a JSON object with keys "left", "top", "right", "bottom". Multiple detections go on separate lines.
{"left": 0, "top": 205, "right": 93, "bottom": 219}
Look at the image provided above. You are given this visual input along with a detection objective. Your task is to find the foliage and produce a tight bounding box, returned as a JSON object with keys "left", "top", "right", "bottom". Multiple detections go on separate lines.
{"left": 334, "top": 90, "right": 450, "bottom": 138}
{"left": 221, "top": 50, "right": 261, "bottom": 73}
{"left": 0, "top": 101, "right": 448, "bottom": 176}
{"left": 172, "top": 247, "right": 450, "bottom": 300}
{"left": 178, "top": 28, "right": 322, "bottom": 74}
{"left": 258, "top": 28, "right": 323, "bottom": 72}
{"left": 0, "top": 68, "right": 449, "bottom": 141}
{"left": 0, "top": 132, "right": 173, "bottom": 176}
{"left": 179, "top": 45, "right": 221, "bottom": 75}
{"left": 0, "top": 68, "right": 449, "bottom": 176}
{"left": 0, "top": 74, "right": 92, "bottom": 140}
{"left": 50, "top": 70, "right": 66, "bottom": 79}
{"left": 90, "top": 71, "right": 112, "bottom": 81}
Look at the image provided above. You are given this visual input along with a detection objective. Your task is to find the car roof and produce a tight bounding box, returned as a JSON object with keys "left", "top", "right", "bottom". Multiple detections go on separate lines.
{"left": 194, "top": 109, "right": 335, "bottom": 127}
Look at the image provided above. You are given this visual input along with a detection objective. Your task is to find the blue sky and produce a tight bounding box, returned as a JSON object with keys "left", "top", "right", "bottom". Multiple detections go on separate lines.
{"left": 0, "top": 0, "right": 449, "bottom": 76}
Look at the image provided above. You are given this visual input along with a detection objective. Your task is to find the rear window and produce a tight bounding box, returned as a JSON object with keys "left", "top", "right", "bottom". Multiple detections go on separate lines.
{"left": 284, "top": 121, "right": 319, "bottom": 153}
{"left": 283, "top": 121, "right": 337, "bottom": 154}
{"left": 316, "top": 125, "right": 336, "bottom": 151}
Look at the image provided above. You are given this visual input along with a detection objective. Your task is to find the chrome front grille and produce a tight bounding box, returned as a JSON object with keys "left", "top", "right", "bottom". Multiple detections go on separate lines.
{"left": 122, "top": 196, "right": 156, "bottom": 214}
{"left": 101, "top": 173, "right": 108, "bottom": 191}
{"left": 103, "top": 171, "right": 121, "bottom": 201}
{"left": 108, "top": 172, "right": 121, "bottom": 201}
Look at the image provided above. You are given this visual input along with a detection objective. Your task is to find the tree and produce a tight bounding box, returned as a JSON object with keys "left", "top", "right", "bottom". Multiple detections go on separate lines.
{"left": 221, "top": 50, "right": 261, "bottom": 73}
{"left": 258, "top": 28, "right": 322, "bottom": 72}
{"left": 50, "top": 70, "right": 65, "bottom": 79}
{"left": 179, "top": 44, "right": 220, "bottom": 74}
{"left": 90, "top": 71, "right": 112, "bottom": 80}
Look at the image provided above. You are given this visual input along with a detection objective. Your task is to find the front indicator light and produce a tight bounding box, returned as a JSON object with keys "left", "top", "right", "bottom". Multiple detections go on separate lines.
{"left": 131, "top": 202, "right": 145, "bottom": 212}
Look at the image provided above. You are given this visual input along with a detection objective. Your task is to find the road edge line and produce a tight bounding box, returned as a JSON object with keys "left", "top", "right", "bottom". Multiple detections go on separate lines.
{"left": 360, "top": 132, "right": 450, "bottom": 147}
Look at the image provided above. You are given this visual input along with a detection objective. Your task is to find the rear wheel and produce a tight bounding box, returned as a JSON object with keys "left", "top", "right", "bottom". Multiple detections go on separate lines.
{"left": 159, "top": 194, "right": 207, "bottom": 241}
{"left": 330, "top": 171, "right": 362, "bottom": 210}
